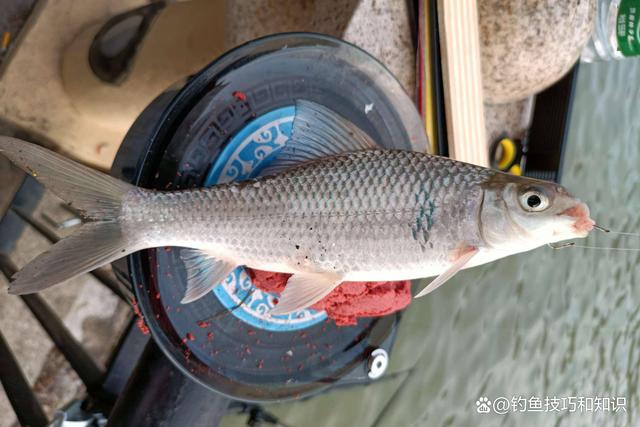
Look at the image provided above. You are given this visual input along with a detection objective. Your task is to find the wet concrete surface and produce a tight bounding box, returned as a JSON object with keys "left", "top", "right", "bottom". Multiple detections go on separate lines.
{"left": 0, "top": 0, "right": 37, "bottom": 66}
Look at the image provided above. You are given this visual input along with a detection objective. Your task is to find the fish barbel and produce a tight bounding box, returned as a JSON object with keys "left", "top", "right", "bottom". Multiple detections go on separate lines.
{"left": 0, "top": 101, "right": 594, "bottom": 314}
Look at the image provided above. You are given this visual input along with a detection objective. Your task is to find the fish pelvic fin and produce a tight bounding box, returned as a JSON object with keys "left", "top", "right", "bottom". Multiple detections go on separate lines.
{"left": 414, "top": 246, "right": 478, "bottom": 298}
{"left": 270, "top": 272, "right": 343, "bottom": 315}
{"left": 0, "top": 137, "right": 138, "bottom": 294}
{"left": 180, "top": 249, "right": 236, "bottom": 304}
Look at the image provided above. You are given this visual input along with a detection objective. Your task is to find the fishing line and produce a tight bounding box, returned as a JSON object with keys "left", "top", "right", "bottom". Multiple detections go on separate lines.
{"left": 594, "top": 224, "right": 640, "bottom": 237}
{"left": 547, "top": 223, "right": 640, "bottom": 250}
{"left": 568, "top": 245, "right": 640, "bottom": 251}
{"left": 548, "top": 242, "right": 640, "bottom": 251}
{"left": 602, "top": 231, "right": 640, "bottom": 237}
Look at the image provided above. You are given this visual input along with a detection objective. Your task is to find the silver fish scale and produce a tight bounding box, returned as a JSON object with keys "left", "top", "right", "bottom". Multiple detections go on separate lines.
{"left": 128, "top": 150, "right": 495, "bottom": 279}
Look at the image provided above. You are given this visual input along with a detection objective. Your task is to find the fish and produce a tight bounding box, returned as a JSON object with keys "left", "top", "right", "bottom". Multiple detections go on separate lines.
{"left": 0, "top": 100, "right": 594, "bottom": 315}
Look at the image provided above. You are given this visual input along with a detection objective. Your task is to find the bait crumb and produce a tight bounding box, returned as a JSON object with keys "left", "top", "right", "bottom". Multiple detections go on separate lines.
{"left": 207, "top": 332, "right": 214, "bottom": 341}
{"left": 197, "top": 320, "right": 210, "bottom": 328}
{"left": 247, "top": 269, "right": 412, "bottom": 326}
{"left": 232, "top": 90, "right": 247, "bottom": 101}
{"left": 186, "top": 332, "right": 195, "bottom": 341}
{"left": 131, "top": 299, "right": 150, "bottom": 335}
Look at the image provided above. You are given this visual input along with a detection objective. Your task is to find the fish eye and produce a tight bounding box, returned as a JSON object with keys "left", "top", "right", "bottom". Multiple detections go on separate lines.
{"left": 519, "top": 188, "right": 549, "bottom": 212}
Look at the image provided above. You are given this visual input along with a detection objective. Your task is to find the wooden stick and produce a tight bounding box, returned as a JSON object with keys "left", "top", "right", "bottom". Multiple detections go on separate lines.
{"left": 437, "top": 0, "right": 489, "bottom": 167}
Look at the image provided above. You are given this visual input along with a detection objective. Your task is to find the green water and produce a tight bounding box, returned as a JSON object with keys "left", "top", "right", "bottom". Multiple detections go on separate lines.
{"left": 220, "top": 60, "right": 640, "bottom": 427}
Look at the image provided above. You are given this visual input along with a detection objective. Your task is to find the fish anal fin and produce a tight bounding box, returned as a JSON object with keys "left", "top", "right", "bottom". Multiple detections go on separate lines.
{"left": 270, "top": 272, "right": 342, "bottom": 315}
{"left": 180, "top": 249, "right": 236, "bottom": 304}
{"left": 414, "top": 246, "right": 479, "bottom": 298}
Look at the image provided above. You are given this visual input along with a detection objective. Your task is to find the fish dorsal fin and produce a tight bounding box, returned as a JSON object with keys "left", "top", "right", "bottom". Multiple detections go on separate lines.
{"left": 414, "top": 246, "right": 478, "bottom": 298}
{"left": 259, "top": 100, "right": 378, "bottom": 177}
{"left": 269, "top": 272, "right": 343, "bottom": 315}
{"left": 180, "top": 249, "right": 236, "bottom": 303}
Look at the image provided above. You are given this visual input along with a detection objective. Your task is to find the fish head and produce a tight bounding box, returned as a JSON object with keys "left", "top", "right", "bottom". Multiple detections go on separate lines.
{"left": 480, "top": 174, "right": 594, "bottom": 252}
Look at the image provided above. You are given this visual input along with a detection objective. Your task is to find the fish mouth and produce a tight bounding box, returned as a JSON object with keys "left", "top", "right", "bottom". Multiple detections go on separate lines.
{"left": 559, "top": 204, "right": 595, "bottom": 236}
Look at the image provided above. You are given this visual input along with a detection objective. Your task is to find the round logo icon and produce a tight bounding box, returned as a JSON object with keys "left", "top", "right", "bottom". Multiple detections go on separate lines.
{"left": 204, "top": 106, "right": 327, "bottom": 331}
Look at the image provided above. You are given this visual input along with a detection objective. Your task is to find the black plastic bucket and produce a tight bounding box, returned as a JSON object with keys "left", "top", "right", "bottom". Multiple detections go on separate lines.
{"left": 111, "top": 33, "right": 428, "bottom": 402}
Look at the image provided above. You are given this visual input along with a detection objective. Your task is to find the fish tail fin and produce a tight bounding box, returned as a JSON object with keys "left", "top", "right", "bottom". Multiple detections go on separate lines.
{"left": 0, "top": 137, "right": 138, "bottom": 294}
{"left": 8, "top": 223, "right": 136, "bottom": 295}
{"left": 0, "top": 137, "right": 133, "bottom": 220}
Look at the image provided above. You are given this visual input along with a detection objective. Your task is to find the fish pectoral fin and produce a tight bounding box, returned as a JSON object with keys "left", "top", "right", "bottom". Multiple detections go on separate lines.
{"left": 270, "top": 272, "right": 343, "bottom": 315}
{"left": 180, "top": 249, "right": 236, "bottom": 304}
{"left": 259, "top": 100, "right": 378, "bottom": 177}
{"left": 414, "top": 246, "right": 479, "bottom": 298}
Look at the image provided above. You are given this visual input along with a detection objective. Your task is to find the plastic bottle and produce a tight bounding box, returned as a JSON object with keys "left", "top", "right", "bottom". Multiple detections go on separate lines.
{"left": 582, "top": 0, "right": 640, "bottom": 62}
